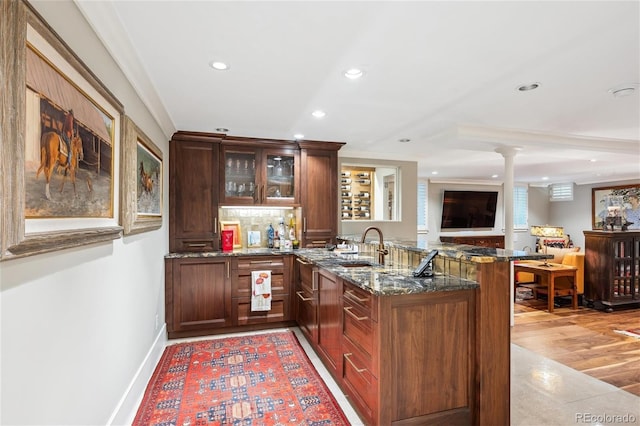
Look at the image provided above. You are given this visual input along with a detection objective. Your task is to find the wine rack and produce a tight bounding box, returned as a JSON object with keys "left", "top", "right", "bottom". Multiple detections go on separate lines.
{"left": 341, "top": 167, "right": 375, "bottom": 220}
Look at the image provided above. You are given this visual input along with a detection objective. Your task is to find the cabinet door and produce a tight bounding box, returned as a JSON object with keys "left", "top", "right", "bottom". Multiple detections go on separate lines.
{"left": 167, "top": 258, "right": 231, "bottom": 334}
{"left": 262, "top": 148, "right": 299, "bottom": 205}
{"left": 220, "top": 146, "right": 259, "bottom": 205}
{"left": 317, "top": 269, "right": 343, "bottom": 375}
{"left": 169, "top": 138, "right": 219, "bottom": 252}
{"left": 300, "top": 148, "right": 340, "bottom": 247}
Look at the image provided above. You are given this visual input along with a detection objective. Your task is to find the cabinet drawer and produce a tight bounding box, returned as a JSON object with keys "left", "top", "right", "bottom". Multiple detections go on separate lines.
{"left": 233, "top": 295, "right": 290, "bottom": 325}
{"left": 296, "top": 258, "right": 315, "bottom": 290}
{"left": 295, "top": 287, "right": 318, "bottom": 344}
{"left": 343, "top": 299, "right": 374, "bottom": 364}
{"left": 342, "top": 338, "right": 377, "bottom": 423}
{"left": 234, "top": 272, "right": 287, "bottom": 297}
{"left": 174, "top": 239, "right": 216, "bottom": 252}
{"left": 343, "top": 281, "right": 376, "bottom": 321}
{"left": 303, "top": 238, "right": 332, "bottom": 248}
{"left": 236, "top": 256, "right": 286, "bottom": 271}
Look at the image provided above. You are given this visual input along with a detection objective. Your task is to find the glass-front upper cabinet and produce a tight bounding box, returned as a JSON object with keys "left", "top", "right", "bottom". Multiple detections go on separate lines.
{"left": 220, "top": 143, "right": 299, "bottom": 205}
{"left": 221, "top": 146, "right": 258, "bottom": 205}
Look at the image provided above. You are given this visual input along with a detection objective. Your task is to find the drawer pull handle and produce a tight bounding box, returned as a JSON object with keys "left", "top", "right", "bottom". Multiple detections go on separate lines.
{"left": 296, "top": 291, "right": 314, "bottom": 302}
{"left": 249, "top": 260, "right": 273, "bottom": 265}
{"left": 345, "top": 290, "right": 368, "bottom": 303}
{"left": 187, "top": 243, "right": 207, "bottom": 248}
{"left": 296, "top": 258, "right": 312, "bottom": 265}
{"left": 343, "top": 306, "right": 368, "bottom": 321}
{"left": 344, "top": 353, "right": 367, "bottom": 373}
{"left": 312, "top": 240, "right": 327, "bottom": 244}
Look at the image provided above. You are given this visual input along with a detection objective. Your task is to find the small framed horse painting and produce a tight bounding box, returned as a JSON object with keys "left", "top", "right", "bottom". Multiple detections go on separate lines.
{"left": 0, "top": 1, "right": 124, "bottom": 259}
{"left": 121, "top": 116, "right": 163, "bottom": 235}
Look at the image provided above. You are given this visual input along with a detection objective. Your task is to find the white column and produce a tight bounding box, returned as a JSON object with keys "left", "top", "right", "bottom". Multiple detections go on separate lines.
{"left": 495, "top": 146, "right": 521, "bottom": 250}
{"left": 495, "top": 146, "right": 521, "bottom": 328}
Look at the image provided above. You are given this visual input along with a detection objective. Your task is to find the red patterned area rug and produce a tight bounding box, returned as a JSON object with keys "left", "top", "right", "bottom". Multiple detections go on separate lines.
{"left": 133, "top": 331, "right": 350, "bottom": 425}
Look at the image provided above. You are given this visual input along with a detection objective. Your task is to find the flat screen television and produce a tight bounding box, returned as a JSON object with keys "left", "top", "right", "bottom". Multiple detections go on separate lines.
{"left": 440, "top": 190, "right": 498, "bottom": 229}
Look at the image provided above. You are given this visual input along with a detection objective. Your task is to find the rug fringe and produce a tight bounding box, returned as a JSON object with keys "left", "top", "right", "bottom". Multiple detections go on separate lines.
{"left": 614, "top": 330, "right": 640, "bottom": 339}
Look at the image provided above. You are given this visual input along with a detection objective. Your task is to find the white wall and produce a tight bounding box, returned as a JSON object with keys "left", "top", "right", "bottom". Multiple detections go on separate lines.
{"left": 549, "top": 179, "right": 640, "bottom": 250}
{"left": 0, "top": 1, "right": 171, "bottom": 425}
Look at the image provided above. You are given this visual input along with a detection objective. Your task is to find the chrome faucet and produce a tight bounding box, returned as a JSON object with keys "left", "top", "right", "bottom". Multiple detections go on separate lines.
{"left": 360, "top": 226, "right": 389, "bottom": 265}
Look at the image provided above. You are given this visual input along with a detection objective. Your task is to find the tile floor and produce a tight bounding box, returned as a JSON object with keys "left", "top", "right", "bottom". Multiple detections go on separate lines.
{"left": 140, "top": 327, "right": 640, "bottom": 425}
{"left": 294, "top": 328, "right": 640, "bottom": 426}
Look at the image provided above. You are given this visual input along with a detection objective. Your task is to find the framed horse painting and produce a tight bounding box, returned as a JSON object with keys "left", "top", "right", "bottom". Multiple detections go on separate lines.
{"left": 121, "top": 116, "right": 163, "bottom": 235}
{"left": 0, "top": 1, "right": 124, "bottom": 259}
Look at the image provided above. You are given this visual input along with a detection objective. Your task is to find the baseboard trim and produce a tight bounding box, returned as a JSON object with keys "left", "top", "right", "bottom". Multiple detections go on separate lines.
{"left": 107, "top": 324, "right": 167, "bottom": 425}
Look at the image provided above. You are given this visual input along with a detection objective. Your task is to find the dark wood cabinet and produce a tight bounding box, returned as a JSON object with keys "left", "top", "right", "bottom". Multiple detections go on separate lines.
{"left": 316, "top": 268, "right": 344, "bottom": 376}
{"left": 231, "top": 255, "right": 292, "bottom": 325}
{"left": 584, "top": 230, "right": 640, "bottom": 312}
{"left": 219, "top": 138, "right": 300, "bottom": 206}
{"left": 165, "top": 257, "right": 231, "bottom": 338}
{"left": 169, "top": 131, "right": 223, "bottom": 252}
{"left": 341, "top": 281, "right": 378, "bottom": 423}
{"left": 299, "top": 141, "right": 345, "bottom": 248}
{"left": 440, "top": 235, "right": 505, "bottom": 248}
{"left": 294, "top": 257, "right": 318, "bottom": 344}
{"left": 339, "top": 281, "right": 476, "bottom": 425}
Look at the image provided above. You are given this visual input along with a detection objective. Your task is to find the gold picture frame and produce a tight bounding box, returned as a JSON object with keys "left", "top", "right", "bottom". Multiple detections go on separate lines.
{"left": 0, "top": 1, "right": 124, "bottom": 260}
{"left": 220, "top": 221, "right": 242, "bottom": 248}
{"left": 121, "top": 116, "right": 163, "bottom": 235}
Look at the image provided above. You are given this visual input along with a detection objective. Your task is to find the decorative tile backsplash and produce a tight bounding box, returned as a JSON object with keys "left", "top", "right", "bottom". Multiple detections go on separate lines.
{"left": 219, "top": 207, "right": 301, "bottom": 248}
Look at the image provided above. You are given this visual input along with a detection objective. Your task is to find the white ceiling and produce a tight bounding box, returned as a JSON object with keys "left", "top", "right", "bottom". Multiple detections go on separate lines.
{"left": 76, "top": 0, "right": 640, "bottom": 186}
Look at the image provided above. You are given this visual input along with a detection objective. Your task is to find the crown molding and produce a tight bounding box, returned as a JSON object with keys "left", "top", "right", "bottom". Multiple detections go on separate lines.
{"left": 457, "top": 124, "right": 639, "bottom": 154}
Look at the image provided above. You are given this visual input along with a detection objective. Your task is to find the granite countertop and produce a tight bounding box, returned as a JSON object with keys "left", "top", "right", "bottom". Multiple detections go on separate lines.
{"left": 165, "top": 247, "right": 479, "bottom": 296}
{"left": 337, "top": 234, "right": 551, "bottom": 263}
{"left": 294, "top": 249, "right": 479, "bottom": 296}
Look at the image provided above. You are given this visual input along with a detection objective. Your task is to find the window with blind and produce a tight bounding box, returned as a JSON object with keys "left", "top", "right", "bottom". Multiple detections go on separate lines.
{"left": 417, "top": 181, "right": 428, "bottom": 232}
{"left": 514, "top": 185, "right": 528, "bottom": 230}
{"left": 549, "top": 183, "right": 574, "bottom": 201}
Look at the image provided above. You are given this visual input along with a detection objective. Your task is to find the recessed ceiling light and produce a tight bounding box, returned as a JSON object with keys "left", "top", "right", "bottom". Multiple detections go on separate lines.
{"left": 312, "top": 110, "right": 326, "bottom": 118}
{"left": 216, "top": 127, "right": 229, "bottom": 132}
{"left": 608, "top": 84, "right": 637, "bottom": 98}
{"left": 491, "top": 174, "right": 499, "bottom": 178}
{"left": 517, "top": 82, "right": 540, "bottom": 92}
{"left": 431, "top": 171, "right": 438, "bottom": 175}
{"left": 542, "top": 176, "right": 549, "bottom": 181}
{"left": 210, "top": 61, "right": 229, "bottom": 70}
{"left": 398, "top": 138, "right": 411, "bottom": 143}
{"left": 590, "top": 159, "right": 597, "bottom": 163}
{"left": 293, "top": 133, "right": 305, "bottom": 140}
{"left": 344, "top": 68, "right": 364, "bottom": 79}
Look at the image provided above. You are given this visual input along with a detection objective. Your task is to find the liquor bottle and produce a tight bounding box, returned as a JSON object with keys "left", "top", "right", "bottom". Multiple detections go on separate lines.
{"left": 278, "top": 218, "right": 286, "bottom": 250}
{"left": 289, "top": 215, "right": 296, "bottom": 240}
{"left": 267, "top": 224, "right": 275, "bottom": 248}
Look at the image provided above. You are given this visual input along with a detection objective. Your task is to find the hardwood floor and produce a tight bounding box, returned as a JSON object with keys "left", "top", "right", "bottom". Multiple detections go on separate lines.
{"left": 512, "top": 298, "right": 640, "bottom": 397}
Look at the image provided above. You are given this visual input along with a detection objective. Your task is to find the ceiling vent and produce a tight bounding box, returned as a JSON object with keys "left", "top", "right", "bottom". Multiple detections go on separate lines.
{"left": 549, "top": 183, "right": 574, "bottom": 202}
